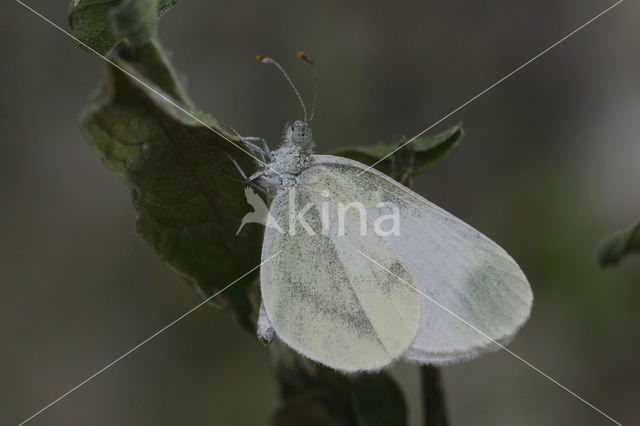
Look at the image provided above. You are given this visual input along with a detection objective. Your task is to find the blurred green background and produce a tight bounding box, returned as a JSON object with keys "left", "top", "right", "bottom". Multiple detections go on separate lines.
{"left": 1, "top": 1, "right": 639, "bottom": 424}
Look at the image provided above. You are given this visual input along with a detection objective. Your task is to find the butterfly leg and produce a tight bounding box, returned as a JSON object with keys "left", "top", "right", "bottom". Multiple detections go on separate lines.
{"left": 248, "top": 169, "right": 266, "bottom": 182}
{"left": 242, "top": 136, "right": 272, "bottom": 162}
{"left": 218, "top": 145, "right": 267, "bottom": 183}
{"left": 222, "top": 171, "right": 268, "bottom": 195}
{"left": 257, "top": 301, "right": 275, "bottom": 345}
{"left": 225, "top": 126, "right": 272, "bottom": 164}
{"left": 242, "top": 140, "right": 268, "bottom": 165}
{"left": 217, "top": 147, "right": 271, "bottom": 196}
{"left": 224, "top": 151, "right": 250, "bottom": 181}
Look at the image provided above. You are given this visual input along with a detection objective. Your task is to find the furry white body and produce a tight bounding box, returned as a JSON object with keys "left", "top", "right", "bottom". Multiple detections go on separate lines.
{"left": 261, "top": 123, "right": 315, "bottom": 191}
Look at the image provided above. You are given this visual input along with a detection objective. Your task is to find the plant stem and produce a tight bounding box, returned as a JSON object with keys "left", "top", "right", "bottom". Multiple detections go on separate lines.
{"left": 392, "top": 143, "right": 449, "bottom": 426}
{"left": 421, "top": 366, "right": 448, "bottom": 426}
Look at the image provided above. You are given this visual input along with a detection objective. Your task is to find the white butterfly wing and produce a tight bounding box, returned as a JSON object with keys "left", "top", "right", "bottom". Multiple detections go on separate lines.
{"left": 300, "top": 155, "right": 533, "bottom": 365}
{"left": 260, "top": 180, "right": 421, "bottom": 372}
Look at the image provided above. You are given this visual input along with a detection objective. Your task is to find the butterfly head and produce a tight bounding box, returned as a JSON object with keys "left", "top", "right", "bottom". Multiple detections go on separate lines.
{"left": 289, "top": 120, "right": 312, "bottom": 145}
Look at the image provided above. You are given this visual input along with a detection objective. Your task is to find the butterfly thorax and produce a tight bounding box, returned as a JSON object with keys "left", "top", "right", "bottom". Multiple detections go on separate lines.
{"left": 262, "top": 121, "right": 314, "bottom": 192}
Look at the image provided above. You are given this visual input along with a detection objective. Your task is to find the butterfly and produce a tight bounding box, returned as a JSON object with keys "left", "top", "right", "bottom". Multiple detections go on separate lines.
{"left": 232, "top": 52, "right": 533, "bottom": 372}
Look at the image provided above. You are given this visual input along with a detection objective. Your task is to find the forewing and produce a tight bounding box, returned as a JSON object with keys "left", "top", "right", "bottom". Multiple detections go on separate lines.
{"left": 304, "top": 155, "right": 533, "bottom": 365}
{"left": 260, "top": 178, "right": 421, "bottom": 372}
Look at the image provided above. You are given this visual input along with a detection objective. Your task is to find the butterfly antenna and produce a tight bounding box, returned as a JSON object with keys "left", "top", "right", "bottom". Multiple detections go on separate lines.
{"left": 256, "top": 55, "right": 307, "bottom": 122}
{"left": 297, "top": 51, "right": 317, "bottom": 123}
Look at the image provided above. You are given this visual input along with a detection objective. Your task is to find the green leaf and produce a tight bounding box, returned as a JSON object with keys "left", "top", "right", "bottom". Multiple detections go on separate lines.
{"left": 349, "top": 373, "right": 407, "bottom": 426}
{"left": 597, "top": 221, "right": 640, "bottom": 267}
{"left": 330, "top": 123, "right": 463, "bottom": 177}
{"left": 157, "top": 0, "right": 179, "bottom": 14}
{"left": 80, "top": 41, "right": 262, "bottom": 329}
{"left": 111, "top": 0, "right": 159, "bottom": 47}
{"left": 69, "top": 0, "right": 179, "bottom": 54}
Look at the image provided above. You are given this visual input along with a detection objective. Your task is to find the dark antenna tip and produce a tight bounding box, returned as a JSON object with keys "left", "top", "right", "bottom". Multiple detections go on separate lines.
{"left": 297, "top": 51, "right": 313, "bottom": 64}
{"left": 297, "top": 51, "right": 317, "bottom": 123}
